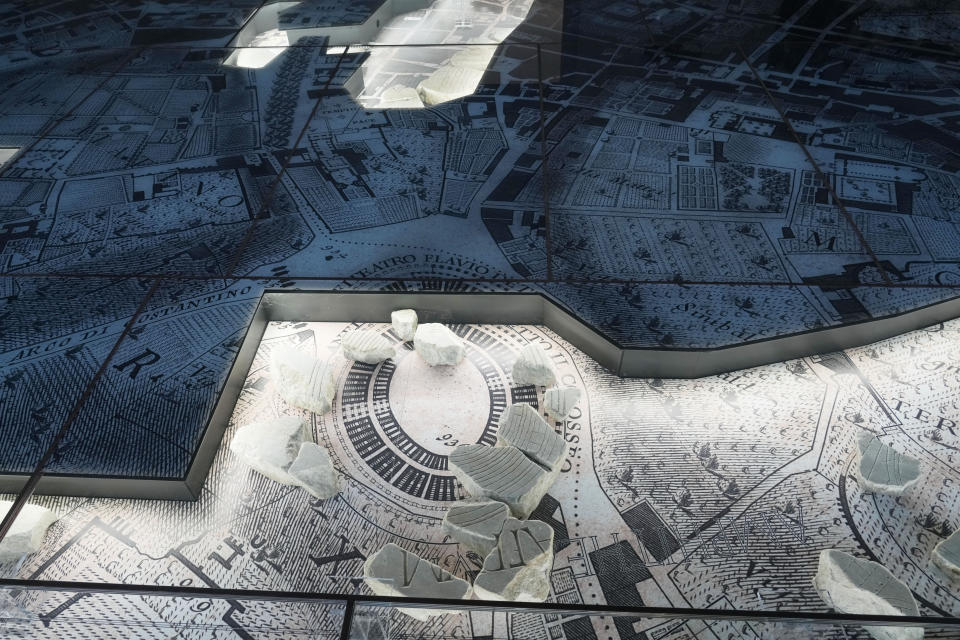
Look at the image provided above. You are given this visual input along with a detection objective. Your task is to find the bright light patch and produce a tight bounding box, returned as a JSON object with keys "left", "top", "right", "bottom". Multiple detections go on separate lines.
{"left": 231, "top": 28, "right": 290, "bottom": 69}
{"left": 0, "top": 148, "right": 17, "bottom": 165}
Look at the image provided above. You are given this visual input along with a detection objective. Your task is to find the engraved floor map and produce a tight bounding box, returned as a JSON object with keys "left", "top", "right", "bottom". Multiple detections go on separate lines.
{"left": 3, "top": 318, "right": 960, "bottom": 638}
{"left": 0, "top": 0, "right": 958, "bottom": 637}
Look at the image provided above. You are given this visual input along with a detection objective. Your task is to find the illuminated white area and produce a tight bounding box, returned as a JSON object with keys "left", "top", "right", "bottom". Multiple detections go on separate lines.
{"left": 359, "top": 0, "right": 536, "bottom": 108}
{"left": 231, "top": 28, "right": 290, "bottom": 69}
{"left": 0, "top": 148, "right": 18, "bottom": 167}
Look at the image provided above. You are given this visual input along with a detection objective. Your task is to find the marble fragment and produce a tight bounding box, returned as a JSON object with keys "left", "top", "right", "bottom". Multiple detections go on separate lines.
{"left": 288, "top": 442, "right": 340, "bottom": 499}
{"left": 543, "top": 386, "right": 581, "bottom": 422}
{"left": 363, "top": 543, "right": 472, "bottom": 620}
{"left": 414, "top": 323, "right": 465, "bottom": 366}
{"left": 442, "top": 500, "right": 510, "bottom": 558}
{"left": 391, "top": 308, "right": 418, "bottom": 342}
{"left": 379, "top": 85, "right": 424, "bottom": 109}
{"left": 270, "top": 346, "right": 336, "bottom": 414}
{"left": 496, "top": 403, "right": 565, "bottom": 473}
{"left": 230, "top": 416, "right": 310, "bottom": 485}
{"left": 933, "top": 529, "right": 960, "bottom": 581}
{"left": 856, "top": 434, "right": 921, "bottom": 496}
{"left": 813, "top": 550, "right": 923, "bottom": 640}
{"left": 448, "top": 444, "right": 555, "bottom": 518}
{"left": 417, "top": 47, "right": 493, "bottom": 106}
{"left": 511, "top": 343, "right": 557, "bottom": 387}
{"left": 0, "top": 502, "right": 57, "bottom": 562}
{"left": 474, "top": 518, "right": 555, "bottom": 602}
{"left": 340, "top": 329, "right": 395, "bottom": 364}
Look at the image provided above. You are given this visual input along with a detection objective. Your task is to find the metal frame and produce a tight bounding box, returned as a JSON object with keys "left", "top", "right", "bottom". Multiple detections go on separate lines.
{"left": 1, "top": 578, "right": 958, "bottom": 634}
{"left": 4, "top": 288, "right": 960, "bottom": 499}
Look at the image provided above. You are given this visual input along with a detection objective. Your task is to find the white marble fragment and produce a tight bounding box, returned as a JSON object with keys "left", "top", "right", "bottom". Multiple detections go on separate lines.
{"left": 442, "top": 500, "right": 510, "bottom": 558}
{"left": 511, "top": 343, "right": 557, "bottom": 387}
{"left": 340, "top": 329, "right": 395, "bottom": 364}
{"left": 288, "top": 442, "right": 340, "bottom": 499}
{"left": 856, "top": 434, "right": 921, "bottom": 496}
{"left": 363, "top": 543, "right": 472, "bottom": 620}
{"left": 0, "top": 502, "right": 57, "bottom": 562}
{"left": 933, "top": 529, "right": 960, "bottom": 581}
{"left": 391, "top": 309, "right": 418, "bottom": 342}
{"left": 230, "top": 416, "right": 311, "bottom": 485}
{"left": 414, "top": 323, "right": 465, "bottom": 366}
{"left": 270, "top": 346, "right": 336, "bottom": 414}
{"left": 496, "top": 403, "right": 565, "bottom": 473}
{"left": 448, "top": 444, "right": 555, "bottom": 518}
{"left": 543, "top": 386, "right": 581, "bottom": 422}
{"left": 813, "top": 550, "right": 923, "bottom": 640}
{"left": 379, "top": 85, "right": 425, "bottom": 109}
{"left": 474, "top": 518, "right": 555, "bottom": 602}
{"left": 417, "top": 47, "right": 494, "bottom": 106}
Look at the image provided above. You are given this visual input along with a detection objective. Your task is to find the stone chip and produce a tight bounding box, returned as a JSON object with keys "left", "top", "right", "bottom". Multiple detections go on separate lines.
{"left": 340, "top": 329, "right": 395, "bottom": 364}
{"left": 0, "top": 502, "right": 57, "bottom": 562}
{"left": 543, "top": 386, "right": 581, "bottom": 422}
{"left": 414, "top": 323, "right": 465, "bottom": 366}
{"left": 288, "top": 442, "right": 340, "bottom": 499}
{"left": 511, "top": 343, "right": 557, "bottom": 387}
{"left": 496, "top": 403, "right": 565, "bottom": 473}
{"left": 813, "top": 549, "right": 923, "bottom": 640}
{"left": 363, "top": 543, "right": 472, "bottom": 620}
{"left": 270, "top": 346, "right": 336, "bottom": 414}
{"left": 474, "top": 518, "right": 555, "bottom": 602}
{"left": 442, "top": 501, "right": 510, "bottom": 558}
{"left": 933, "top": 529, "right": 960, "bottom": 582}
{"left": 230, "top": 416, "right": 311, "bottom": 485}
{"left": 856, "top": 434, "right": 921, "bottom": 496}
{"left": 449, "top": 444, "right": 555, "bottom": 518}
{"left": 391, "top": 309, "right": 418, "bottom": 342}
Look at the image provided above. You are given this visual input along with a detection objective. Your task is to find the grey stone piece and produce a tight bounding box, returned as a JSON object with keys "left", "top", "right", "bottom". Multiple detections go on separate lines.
{"left": 543, "top": 386, "right": 581, "bottom": 422}
{"left": 391, "top": 309, "right": 418, "bottom": 342}
{"left": 363, "top": 543, "right": 472, "bottom": 620}
{"left": 229, "top": 416, "right": 311, "bottom": 485}
{"left": 474, "top": 518, "right": 555, "bottom": 602}
{"left": 813, "top": 550, "right": 923, "bottom": 640}
{"left": 288, "top": 442, "right": 340, "bottom": 499}
{"left": 511, "top": 342, "right": 557, "bottom": 387}
{"left": 0, "top": 502, "right": 57, "bottom": 562}
{"left": 933, "top": 529, "right": 960, "bottom": 582}
{"left": 856, "top": 434, "right": 921, "bottom": 496}
{"left": 270, "top": 346, "right": 336, "bottom": 415}
{"left": 496, "top": 403, "right": 565, "bottom": 473}
{"left": 448, "top": 444, "right": 555, "bottom": 518}
{"left": 340, "top": 329, "right": 395, "bottom": 364}
{"left": 441, "top": 500, "right": 510, "bottom": 558}
{"left": 414, "top": 323, "right": 465, "bottom": 366}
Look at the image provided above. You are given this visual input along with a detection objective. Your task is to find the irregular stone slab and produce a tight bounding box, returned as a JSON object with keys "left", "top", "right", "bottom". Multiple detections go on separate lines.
{"left": 474, "top": 518, "right": 555, "bottom": 602}
{"left": 379, "top": 85, "right": 424, "bottom": 109}
{"left": 0, "top": 502, "right": 57, "bottom": 562}
{"left": 813, "top": 550, "right": 923, "bottom": 640}
{"left": 391, "top": 309, "right": 418, "bottom": 342}
{"left": 230, "top": 416, "right": 310, "bottom": 485}
{"left": 856, "top": 434, "right": 921, "bottom": 496}
{"left": 270, "top": 346, "right": 336, "bottom": 414}
{"left": 442, "top": 501, "right": 510, "bottom": 558}
{"left": 363, "top": 543, "right": 472, "bottom": 620}
{"left": 288, "top": 442, "right": 340, "bottom": 500}
{"left": 496, "top": 403, "right": 565, "bottom": 473}
{"left": 414, "top": 323, "right": 465, "bottom": 366}
{"left": 340, "top": 329, "right": 395, "bottom": 364}
{"left": 511, "top": 343, "right": 557, "bottom": 387}
{"left": 448, "top": 444, "right": 555, "bottom": 518}
{"left": 933, "top": 529, "right": 960, "bottom": 582}
{"left": 543, "top": 386, "right": 581, "bottom": 422}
